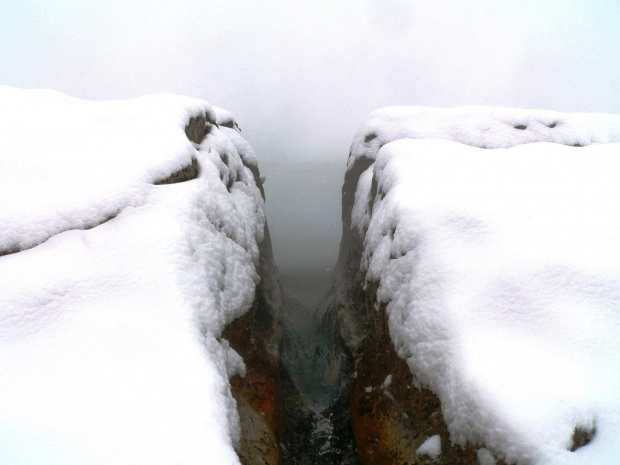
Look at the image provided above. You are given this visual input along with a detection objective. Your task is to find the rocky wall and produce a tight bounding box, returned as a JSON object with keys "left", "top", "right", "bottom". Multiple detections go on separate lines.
{"left": 223, "top": 201, "right": 287, "bottom": 465}
{"left": 212, "top": 109, "right": 287, "bottom": 465}
{"left": 348, "top": 284, "right": 502, "bottom": 465}
{"left": 336, "top": 147, "right": 504, "bottom": 465}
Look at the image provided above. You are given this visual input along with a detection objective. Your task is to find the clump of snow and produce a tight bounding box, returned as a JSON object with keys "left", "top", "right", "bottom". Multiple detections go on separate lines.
{"left": 347, "top": 107, "right": 620, "bottom": 465}
{"left": 416, "top": 434, "right": 442, "bottom": 461}
{"left": 0, "top": 86, "right": 267, "bottom": 464}
{"left": 213, "top": 106, "right": 257, "bottom": 169}
{"left": 478, "top": 448, "right": 498, "bottom": 465}
{"left": 213, "top": 105, "right": 241, "bottom": 131}
{"left": 381, "top": 374, "right": 392, "bottom": 388}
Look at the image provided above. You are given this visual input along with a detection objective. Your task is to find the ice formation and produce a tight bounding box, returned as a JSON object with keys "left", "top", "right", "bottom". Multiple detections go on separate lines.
{"left": 345, "top": 107, "right": 620, "bottom": 464}
{"left": 0, "top": 86, "right": 266, "bottom": 464}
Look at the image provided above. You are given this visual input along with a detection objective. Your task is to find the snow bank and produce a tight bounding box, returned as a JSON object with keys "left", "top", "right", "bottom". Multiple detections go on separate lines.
{"left": 349, "top": 106, "right": 620, "bottom": 169}
{"left": 0, "top": 86, "right": 266, "bottom": 464}
{"left": 348, "top": 107, "right": 620, "bottom": 464}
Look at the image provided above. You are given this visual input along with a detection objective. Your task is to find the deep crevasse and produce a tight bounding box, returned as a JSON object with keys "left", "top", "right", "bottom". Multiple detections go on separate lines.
{"left": 279, "top": 287, "right": 359, "bottom": 465}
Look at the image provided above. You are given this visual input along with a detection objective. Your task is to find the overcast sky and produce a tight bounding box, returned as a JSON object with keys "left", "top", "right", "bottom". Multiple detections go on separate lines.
{"left": 2, "top": 0, "right": 619, "bottom": 162}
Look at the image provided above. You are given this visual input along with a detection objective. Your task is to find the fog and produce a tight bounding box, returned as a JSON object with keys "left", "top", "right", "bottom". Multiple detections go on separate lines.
{"left": 2, "top": 0, "right": 619, "bottom": 306}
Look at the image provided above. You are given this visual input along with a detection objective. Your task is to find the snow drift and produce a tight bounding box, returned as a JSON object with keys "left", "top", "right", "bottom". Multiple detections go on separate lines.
{"left": 337, "top": 106, "right": 620, "bottom": 464}
{"left": 0, "top": 86, "right": 270, "bottom": 465}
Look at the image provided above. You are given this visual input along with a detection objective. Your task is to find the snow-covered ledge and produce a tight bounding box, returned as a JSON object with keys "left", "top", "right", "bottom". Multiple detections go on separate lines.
{"left": 0, "top": 86, "right": 276, "bottom": 465}
{"left": 337, "top": 107, "right": 620, "bottom": 465}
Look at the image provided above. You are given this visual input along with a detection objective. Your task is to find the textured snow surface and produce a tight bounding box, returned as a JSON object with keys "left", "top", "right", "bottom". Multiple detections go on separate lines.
{"left": 349, "top": 107, "right": 620, "bottom": 465}
{"left": 0, "top": 86, "right": 266, "bottom": 464}
{"left": 348, "top": 106, "right": 620, "bottom": 169}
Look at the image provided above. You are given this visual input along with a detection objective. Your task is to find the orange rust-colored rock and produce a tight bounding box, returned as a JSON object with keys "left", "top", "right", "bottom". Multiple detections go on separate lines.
{"left": 349, "top": 291, "right": 503, "bottom": 465}
{"left": 223, "top": 296, "right": 286, "bottom": 465}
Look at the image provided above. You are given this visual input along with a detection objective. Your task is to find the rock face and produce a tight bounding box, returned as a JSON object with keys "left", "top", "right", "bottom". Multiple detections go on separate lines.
{"left": 223, "top": 223, "right": 287, "bottom": 465}
{"left": 349, "top": 289, "right": 482, "bottom": 465}
{"left": 335, "top": 152, "right": 482, "bottom": 464}
{"left": 278, "top": 288, "right": 359, "bottom": 465}
{"left": 334, "top": 123, "right": 487, "bottom": 465}
{"left": 337, "top": 167, "right": 483, "bottom": 463}
{"left": 215, "top": 109, "right": 287, "bottom": 465}
{"left": 335, "top": 107, "right": 620, "bottom": 464}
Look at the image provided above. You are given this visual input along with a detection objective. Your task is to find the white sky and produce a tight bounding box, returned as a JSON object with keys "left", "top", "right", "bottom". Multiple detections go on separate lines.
{"left": 1, "top": 0, "right": 619, "bottom": 162}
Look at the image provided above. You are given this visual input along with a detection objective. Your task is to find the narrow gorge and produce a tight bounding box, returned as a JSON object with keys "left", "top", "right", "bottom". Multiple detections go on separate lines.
{"left": 225, "top": 106, "right": 620, "bottom": 465}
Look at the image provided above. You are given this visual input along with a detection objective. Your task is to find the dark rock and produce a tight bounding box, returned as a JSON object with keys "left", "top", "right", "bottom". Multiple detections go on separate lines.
{"left": 184, "top": 115, "right": 209, "bottom": 144}
{"left": 154, "top": 158, "right": 199, "bottom": 184}
{"left": 570, "top": 425, "right": 595, "bottom": 452}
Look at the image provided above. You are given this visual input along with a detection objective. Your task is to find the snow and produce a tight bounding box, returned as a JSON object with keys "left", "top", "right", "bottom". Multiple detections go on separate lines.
{"left": 214, "top": 106, "right": 258, "bottom": 169}
{"left": 478, "top": 448, "right": 498, "bottom": 465}
{"left": 416, "top": 434, "right": 442, "bottom": 461}
{"left": 348, "top": 106, "right": 620, "bottom": 169}
{"left": 347, "top": 107, "right": 620, "bottom": 464}
{"left": 0, "top": 86, "right": 266, "bottom": 464}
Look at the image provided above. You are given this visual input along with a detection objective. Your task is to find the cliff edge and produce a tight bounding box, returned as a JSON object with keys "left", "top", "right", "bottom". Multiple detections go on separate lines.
{"left": 0, "top": 86, "right": 284, "bottom": 465}
{"left": 336, "top": 107, "right": 620, "bottom": 465}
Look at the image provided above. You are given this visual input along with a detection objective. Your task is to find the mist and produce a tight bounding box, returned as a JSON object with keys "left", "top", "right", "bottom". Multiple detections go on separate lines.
{"left": 2, "top": 0, "right": 619, "bottom": 306}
